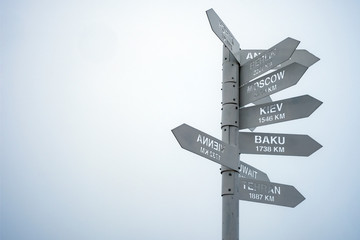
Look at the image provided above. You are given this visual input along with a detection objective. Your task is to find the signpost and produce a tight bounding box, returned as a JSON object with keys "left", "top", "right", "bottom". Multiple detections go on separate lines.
{"left": 239, "top": 95, "right": 322, "bottom": 129}
{"left": 239, "top": 37, "right": 300, "bottom": 86}
{"left": 237, "top": 179, "right": 305, "bottom": 208}
{"left": 240, "top": 63, "right": 308, "bottom": 106}
{"left": 172, "top": 8, "right": 322, "bottom": 240}
{"left": 238, "top": 132, "right": 322, "bottom": 156}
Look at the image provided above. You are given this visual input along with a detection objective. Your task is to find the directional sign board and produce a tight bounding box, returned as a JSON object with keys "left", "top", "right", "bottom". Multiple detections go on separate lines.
{"left": 240, "top": 63, "right": 308, "bottom": 106}
{"left": 238, "top": 132, "right": 322, "bottom": 156}
{"left": 206, "top": 8, "right": 241, "bottom": 63}
{"left": 238, "top": 95, "right": 322, "bottom": 130}
{"left": 172, "top": 124, "right": 239, "bottom": 170}
{"left": 239, "top": 161, "right": 270, "bottom": 181}
{"left": 240, "top": 49, "right": 320, "bottom": 68}
{"left": 237, "top": 179, "right": 305, "bottom": 208}
{"left": 240, "top": 37, "right": 300, "bottom": 86}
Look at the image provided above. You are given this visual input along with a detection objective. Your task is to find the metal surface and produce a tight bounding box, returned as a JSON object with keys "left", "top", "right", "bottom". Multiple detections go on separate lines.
{"left": 222, "top": 82, "right": 239, "bottom": 104}
{"left": 206, "top": 8, "right": 241, "bottom": 63}
{"left": 222, "top": 171, "right": 236, "bottom": 195}
{"left": 240, "top": 49, "right": 320, "bottom": 68}
{"left": 237, "top": 179, "right": 305, "bottom": 208}
{"left": 221, "top": 45, "right": 239, "bottom": 240}
{"left": 238, "top": 132, "right": 322, "bottom": 156}
{"left": 172, "top": 123, "right": 239, "bottom": 170}
{"left": 222, "top": 104, "right": 239, "bottom": 127}
{"left": 239, "top": 161, "right": 270, "bottom": 181}
{"left": 238, "top": 95, "right": 322, "bottom": 129}
{"left": 240, "top": 37, "right": 300, "bottom": 86}
{"left": 240, "top": 63, "right": 308, "bottom": 106}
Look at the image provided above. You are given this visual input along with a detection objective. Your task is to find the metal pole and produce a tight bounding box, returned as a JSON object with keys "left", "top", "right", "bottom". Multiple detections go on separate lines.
{"left": 221, "top": 45, "right": 240, "bottom": 240}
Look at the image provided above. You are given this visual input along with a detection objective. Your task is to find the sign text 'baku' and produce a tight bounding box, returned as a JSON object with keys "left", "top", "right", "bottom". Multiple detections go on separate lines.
{"left": 238, "top": 132, "right": 322, "bottom": 156}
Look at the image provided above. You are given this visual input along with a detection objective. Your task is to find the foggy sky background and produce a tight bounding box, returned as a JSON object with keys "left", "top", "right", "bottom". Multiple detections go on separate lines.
{"left": 1, "top": 0, "right": 360, "bottom": 239}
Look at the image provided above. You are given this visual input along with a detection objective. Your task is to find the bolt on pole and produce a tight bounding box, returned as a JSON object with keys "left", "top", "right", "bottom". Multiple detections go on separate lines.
{"left": 221, "top": 45, "right": 240, "bottom": 240}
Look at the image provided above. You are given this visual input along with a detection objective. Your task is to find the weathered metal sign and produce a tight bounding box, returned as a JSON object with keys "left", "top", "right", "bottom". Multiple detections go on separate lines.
{"left": 240, "top": 49, "right": 320, "bottom": 68}
{"left": 239, "top": 161, "right": 270, "bottom": 181}
{"left": 172, "top": 124, "right": 239, "bottom": 170}
{"left": 206, "top": 8, "right": 241, "bottom": 63}
{"left": 238, "top": 132, "right": 322, "bottom": 156}
{"left": 237, "top": 179, "right": 305, "bottom": 208}
{"left": 240, "top": 63, "right": 308, "bottom": 106}
{"left": 238, "top": 95, "right": 322, "bottom": 130}
{"left": 240, "top": 37, "right": 300, "bottom": 86}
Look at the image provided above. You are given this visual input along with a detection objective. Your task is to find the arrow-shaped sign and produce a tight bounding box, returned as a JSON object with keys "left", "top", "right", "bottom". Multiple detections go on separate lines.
{"left": 238, "top": 132, "right": 322, "bottom": 156}
{"left": 206, "top": 8, "right": 241, "bottom": 63}
{"left": 240, "top": 63, "right": 308, "bottom": 107}
{"left": 240, "top": 37, "right": 300, "bottom": 86}
{"left": 240, "top": 49, "right": 320, "bottom": 68}
{"left": 237, "top": 178, "right": 305, "bottom": 208}
{"left": 238, "top": 95, "right": 322, "bottom": 130}
{"left": 239, "top": 161, "right": 270, "bottom": 181}
{"left": 172, "top": 124, "right": 239, "bottom": 170}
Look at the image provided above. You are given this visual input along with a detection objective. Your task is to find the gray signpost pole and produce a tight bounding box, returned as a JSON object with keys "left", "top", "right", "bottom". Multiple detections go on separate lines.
{"left": 221, "top": 45, "right": 240, "bottom": 240}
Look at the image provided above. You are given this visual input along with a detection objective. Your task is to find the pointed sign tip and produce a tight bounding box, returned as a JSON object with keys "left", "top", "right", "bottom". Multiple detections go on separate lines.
{"left": 288, "top": 37, "right": 300, "bottom": 44}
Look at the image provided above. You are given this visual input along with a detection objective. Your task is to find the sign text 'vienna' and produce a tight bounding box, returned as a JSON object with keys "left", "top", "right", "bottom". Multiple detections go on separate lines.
{"left": 172, "top": 124, "right": 239, "bottom": 170}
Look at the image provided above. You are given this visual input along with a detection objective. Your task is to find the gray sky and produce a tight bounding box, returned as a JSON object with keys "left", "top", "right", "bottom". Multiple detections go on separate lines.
{"left": 1, "top": 0, "right": 360, "bottom": 239}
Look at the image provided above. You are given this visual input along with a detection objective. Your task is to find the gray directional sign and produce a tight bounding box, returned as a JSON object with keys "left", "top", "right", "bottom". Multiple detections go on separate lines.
{"left": 240, "top": 63, "right": 308, "bottom": 106}
{"left": 239, "top": 95, "right": 322, "bottom": 130}
{"left": 172, "top": 124, "right": 239, "bottom": 170}
{"left": 238, "top": 132, "right": 322, "bottom": 156}
{"left": 206, "top": 8, "right": 241, "bottom": 63}
{"left": 240, "top": 37, "right": 300, "bottom": 86}
{"left": 237, "top": 179, "right": 305, "bottom": 208}
{"left": 240, "top": 49, "right": 320, "bottom": 68}
{"left": 239, "top": 161, "right": 270, "bottom": 181}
